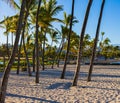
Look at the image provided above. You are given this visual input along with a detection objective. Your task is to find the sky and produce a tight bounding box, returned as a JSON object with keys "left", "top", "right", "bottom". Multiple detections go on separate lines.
{"left": 0, "top": 0, "right": 120, "bottom": 45}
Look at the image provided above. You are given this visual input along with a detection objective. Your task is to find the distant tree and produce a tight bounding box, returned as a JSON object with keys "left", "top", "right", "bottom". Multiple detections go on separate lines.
{"left": 99, "top": 32, "right": 105, "bottom": 49}
{"left": 100, "top": 37, "right": 111, "bottom": 60}
{"left": 82, "top": 34, "right": 93, "bottom": 58}
{"left": 0, "top": 17, "right": 11, "bottom": 59}
{"left": 56, "top": 26, "right": 67, "bottom": 67}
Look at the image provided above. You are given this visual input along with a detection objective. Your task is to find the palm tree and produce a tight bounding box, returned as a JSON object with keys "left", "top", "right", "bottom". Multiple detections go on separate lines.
{"left": 17, "top": 0, "right": 35, "bottom": 76}
{"left": 16, "top": 0, "right": 36, "bottom": 76}
{"left": 101, "top": 32, "right": 105, "bottom": 42}
{"left": 49, "top": 29, "right": 59, "bottom": 68}
{"left": 100, "top": 37, "right": 111, "bottom": 60}
{"left": 35, "top": 0, "right": 42, "bottom": 83}
{"left": 72, "top": 0, "right": 93, "bottom": 86}
{"left": 99, "top": 32, "right": 105, "bottom": 50}
{"left": 56, "top": 27, "right": 69, "bottom": 67}
{"left": 29, "top": 0, "right": 63, "bottom": 70}
{"left": 69, "top": 32, "right": 79, "bottom": 56}
{"left": 42, "top": 0, "right": 63, "bottom": 70}
{"left": 0, "top": 15, "right": 19, "bottom": 59}
{"left": 15, "top": 0, "right": 37, "bottom": 75}
{"left": 61, "top": 0, "right": 75, "bottom": 79}
{"left": 0, "top": 17, "right": 11, "bottom": 59}
{"left": 0, "top": 0, "right": 26, "bottom": 102}
{"left": 87, "top": 0, "right": 105, "bottom": 82}
{"left": 56, "top": 26, "right": 66, "bottom": 67}
{"left": 56, "top": 12, "right": 78, "bottom": 67}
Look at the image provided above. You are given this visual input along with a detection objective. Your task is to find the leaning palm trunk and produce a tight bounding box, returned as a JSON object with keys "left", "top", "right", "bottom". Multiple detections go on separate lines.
{"left": 17, "top": 35, "right": 23, "bottom": 74}
{"left": 72, "top": 0, "right": 93, "bottom": 86}
{"left": 22, "top": 30, "right": 32, "bottom": 76}
{"left": 87, "top": 0, "right": 105, "bottom": 81}
{"left": 61, "top": 0, "right": 75, "bottom": 79}
{"left": 0, "top": 0, "right": 26, "bottom": 102}
{"left": 35, "top": 0, "right": 42, "bottom": 83}
{"left": 22, "top": 6, "right": 32, "bottom": 76}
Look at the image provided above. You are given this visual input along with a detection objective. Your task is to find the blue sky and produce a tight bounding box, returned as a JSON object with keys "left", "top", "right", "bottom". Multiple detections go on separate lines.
{"left": 0, "top": 0, "right": 120, "bottom": 45}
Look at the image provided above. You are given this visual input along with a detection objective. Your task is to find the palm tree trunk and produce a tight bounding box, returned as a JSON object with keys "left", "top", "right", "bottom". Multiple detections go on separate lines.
{"left": 49, "top": 39, "right": 53, "bottom": 53}
{"left": 72, "top": 0, "right": 93, "bottom": 86}
{"left": 22, "top": 6, "right": 32, "bottom": 76}
{"left": 42, "top": 32, "right": 46, "bottom": 70}
{"left": 50, "top": 41, "right": 55, "bottom": 69}
{"left": 87, "top": 0, "right": 105, "bottom": 82}
{"left": 22, "top": 30, "right": 32, "bottom": 76}
{"left": 61, "top": 0, "right": 75, "bottom": 79}
{"left": 17, "top": 35, "right": 23, "bottom": 74}
{"left": 32, "top": 46, "right": 35, "bottom": 72}
{"left": 49, "top": 39, "right": 54, "bottom": 68}
{"left": 0, "top": 0, "right": 26, "bottom": 102}
{"left": 35, "top": 0, "right": 42, "bottom": 83}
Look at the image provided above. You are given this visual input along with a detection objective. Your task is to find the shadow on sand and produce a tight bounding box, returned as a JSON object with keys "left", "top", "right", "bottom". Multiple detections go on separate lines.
{"left": 7, "top": 93, "right": 60, "bottom": 103}
{"left": 46, "top": 82, "right": 72, "bottom": 90}
{"left": 92, "top": 73, "right": 120, "bottom": 78}
{"left": 80, "top": 85, "right": 120, "bottom": 91}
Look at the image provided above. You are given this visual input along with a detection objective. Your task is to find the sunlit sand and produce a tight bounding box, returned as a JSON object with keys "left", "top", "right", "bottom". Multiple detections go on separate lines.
{"left": 0, "top": 65, "right": 120, "bottom": 102}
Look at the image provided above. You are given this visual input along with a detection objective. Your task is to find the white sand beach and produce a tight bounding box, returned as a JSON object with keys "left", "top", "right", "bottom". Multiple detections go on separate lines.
{"left": 1, "top": 65, "right": 120, "bottom": 103}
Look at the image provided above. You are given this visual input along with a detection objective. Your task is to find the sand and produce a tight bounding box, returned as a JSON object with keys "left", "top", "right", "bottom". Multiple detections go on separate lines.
{"left": 0, "top": 65, "right": 120, "bottom": 103}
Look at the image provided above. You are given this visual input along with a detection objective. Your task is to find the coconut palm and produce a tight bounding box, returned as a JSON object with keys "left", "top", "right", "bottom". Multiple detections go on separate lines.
{"left": 0, "top": 17, "right": 10, "bottom": 59}
{"left": 56, "top": 12, "right": 78, "bottom": 68}
{"left": 35, "top": 0, "right": 42, "bottom": 83}
{"left": 12, "top": 0, "right": 37, "bottom": 76}
{"left": 60, "top": 0, "right": 75, "bottom": 79}
{"left": 72, "top": 0, "right": 93, "bottom": 86}
{"left": 56, "top": 26, "right": 66, "bottom": 67}
{"left": 15, "top": 0, "right": 37, "bottom": 75}
{"left": 0, "top": 16, "right": 16, "bottom": 59}
{"left": 0, "top": 0, "right": 26, "bottom": 102}
{"left": 87, "top": 0, "right": 105, "bottom": 82}
{"left": 48, "top": 29, "right": 59, "bottom": 68}
{"left": 29, "top": 0, "right": 63, "bottom": 70}
{"left": 100, "top": 37, "right": 111, "bottom": 60}
{"left": 40, "top": 0, "right": 63, "bottom": 70}
{"left": 99, "top": 31, "right": 105, "bottom": 51}
{"left": 16, "top": 0, "right": 35, "bottom": 76}
{"left": 82, "top": 34, "right": 93, "bottom": 60}
{"left": 64, "top": 31, "right": 79, "bottom": 61}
